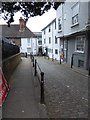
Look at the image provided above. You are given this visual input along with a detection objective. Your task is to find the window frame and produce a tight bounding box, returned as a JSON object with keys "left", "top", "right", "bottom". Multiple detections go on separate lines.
{"left": 58, "top": 17, "right": 62, "bottom": 31}
{"left": 75, "top": 36, "right": 85, "bottom": 53}
{"left": 49, "top": 37, "right": 51, "bottom": 44}
{"left": 38, "top": 40, "right": 42, "bottom": 45}
{"left": 71, "top": 2, "right": 79, "bottom": 26}
{"left": 27, "top": 39, "right": 31, "bottom": 46}
{"left": 55, "top": 36, "right": 58, "bottom": 44}
{"left": 55, "top": 49, "right": 58, "bottom": 54}
{"left": 44, "top": 39, "right": 46, "bottom": 44}
{"left": 27, "top": 48, "right": 31, "bottom": 53}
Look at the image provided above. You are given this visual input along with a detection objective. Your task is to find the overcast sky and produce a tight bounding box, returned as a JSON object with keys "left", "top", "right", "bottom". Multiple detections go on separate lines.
{"left": 0, "top": 7, "right": 56, "bottom": 32}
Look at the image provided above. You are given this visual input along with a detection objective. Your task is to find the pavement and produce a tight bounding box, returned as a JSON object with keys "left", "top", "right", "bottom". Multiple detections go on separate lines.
{"left": 34, "top": 56, "right": 89, "bottom": 118}
{"left": 1, "top": 56, "right": 89, "bottom": 119}
{"left": 2, "top": 57, "right": 48, "bottom": 119}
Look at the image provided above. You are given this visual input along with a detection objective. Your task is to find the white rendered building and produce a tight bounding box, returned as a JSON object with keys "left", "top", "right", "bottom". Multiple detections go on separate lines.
{"left": 42, "top": 18, "right": 60, "bottom": 60}
{"left": 20, "top": 32, "right": 42, "bottom": 55}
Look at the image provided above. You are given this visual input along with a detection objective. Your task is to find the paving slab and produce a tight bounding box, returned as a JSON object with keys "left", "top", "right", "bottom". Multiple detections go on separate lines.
{"left": 2, "top": 57, "right": 47, "bottom": 118}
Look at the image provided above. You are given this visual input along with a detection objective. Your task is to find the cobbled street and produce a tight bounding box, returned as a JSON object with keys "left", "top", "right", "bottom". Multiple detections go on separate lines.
{"left": 34, "top": 56, "right": 88, "bottom": 118}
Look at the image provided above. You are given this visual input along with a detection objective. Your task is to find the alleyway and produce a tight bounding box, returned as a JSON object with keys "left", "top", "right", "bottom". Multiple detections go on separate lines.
{"left": 2, "top": 57, "right": 47, "bottom": 118}
{"left": 2, "top": 56, "right": 88, "bottom": 118}
{"left": 35, "top": 56, "right": 88, "bottom": 118}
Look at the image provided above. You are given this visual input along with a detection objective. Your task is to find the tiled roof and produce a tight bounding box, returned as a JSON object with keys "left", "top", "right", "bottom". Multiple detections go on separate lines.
{"left": 1, "top": 25, "right": 35, "bottom": 38}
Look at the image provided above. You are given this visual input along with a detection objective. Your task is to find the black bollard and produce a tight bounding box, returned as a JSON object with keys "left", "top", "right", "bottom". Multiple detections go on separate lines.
{"left": 25, "top": 52, "right": 27, "bottom": 58}
{"left": 33, "top": 56, "right": 34, "bottom": 67}
{"left": 71, "top": 54, "right": 73, "bottom": 68}
{"left": 40, "top": 72, "right": 44, "bottom": 104}
{"left": 60, "top": 56, "right": 61, "bottom": 64}
{"left": 34, "top": 59, "right": 37, "bottom": 76}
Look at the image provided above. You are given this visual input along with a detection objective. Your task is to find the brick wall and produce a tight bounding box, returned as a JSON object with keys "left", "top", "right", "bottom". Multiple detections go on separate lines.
{"left": 2, "top": 53, "right": 21, "bottom": 83}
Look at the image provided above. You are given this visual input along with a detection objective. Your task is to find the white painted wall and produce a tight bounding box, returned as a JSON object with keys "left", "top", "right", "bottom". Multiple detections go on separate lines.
{"left": 20, "top": 38, "right": 28, "bottom": 53}
{"left": 20, "top": 37, "right": 37, "bottom": 55}
{"left": 42, "top": 19, "right": 60, "bottom": 60}
{"left": 42, "top": 0, "right": 89, "bottom": 62}
{"left": 31, "top": 38, "right": 37, "bottom": 55}
{"left": 56, "top": 1, "right": 89, "bottom": 37}
{"left": 20, "top": 33, "right": 42, "bottom": 55}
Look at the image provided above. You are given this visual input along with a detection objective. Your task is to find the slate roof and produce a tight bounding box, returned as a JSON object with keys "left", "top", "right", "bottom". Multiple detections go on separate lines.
{"left": 1, "top": 25, "right": 35, "bottom": 38}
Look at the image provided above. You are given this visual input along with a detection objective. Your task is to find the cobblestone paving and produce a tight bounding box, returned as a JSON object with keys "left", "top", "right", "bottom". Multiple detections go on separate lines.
{"left": 35, "top": 56, "right": 88, "bottom": 118}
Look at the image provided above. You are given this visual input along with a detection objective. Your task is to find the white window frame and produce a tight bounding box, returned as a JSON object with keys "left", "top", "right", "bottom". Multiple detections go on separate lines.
{"left": 48, "top": 48, "right": 52, "bottom": 53}
{"left": 71, "top": 2, "right": 79, "bottom": 26}
{"left": 49, "top": 37, "right": 51, "bottom": 44}
{"left": 55, "top": 49, "right": 58, "bottom": 54}
{"left": 27, "top": 39, "right": 31, "bottom": 46}
{"left": 38, "top": 40, "right": 42, "bottom": 45}
{"left": 44, "top": 39, "right": 46, "bottom": 44}
{"left": 55, "top": 36, "right": 58, "bottom": 44}
{"left": 75, "top": 35, "right": 85, "bottom": 53}
{"left": 27, "top": 48, "right": 31, "bottom": 53}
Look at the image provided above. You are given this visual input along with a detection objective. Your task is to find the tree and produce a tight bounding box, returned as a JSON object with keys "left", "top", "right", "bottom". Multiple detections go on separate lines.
{"left": 1, "top": 1, "right": 64, "bottom": 25}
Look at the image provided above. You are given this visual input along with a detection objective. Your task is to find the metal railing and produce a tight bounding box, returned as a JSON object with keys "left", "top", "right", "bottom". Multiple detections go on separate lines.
{"left": 30, "top": 55, "right": 45, "bottom": 104}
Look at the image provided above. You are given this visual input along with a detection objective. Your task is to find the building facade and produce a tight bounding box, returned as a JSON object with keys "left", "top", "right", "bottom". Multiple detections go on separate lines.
{"left": 42, "top": 19, "right": 60, "bottom": 60}
{"left": 20, "top": 32, "right": 42, "bottom": 55}
{"left": 42, "top": 0, "right": 90, "bottom": 70}
{"left": 56, "top": 0, "right": 90, "bottom": 70}
{"left": 1, "top": 17, "right": 34, "bottom": 47}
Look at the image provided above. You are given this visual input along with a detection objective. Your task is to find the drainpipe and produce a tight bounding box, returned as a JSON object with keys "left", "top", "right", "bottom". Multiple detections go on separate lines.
{"left": 62, "top": 3, "right": 64, "bottom": 62}
{"left": 86, "top": 1, "right": 90, "bottom": 75}
{"left": 86, "top": 24, "right": 90, "bottom": 75}
{"left": 66, "top": 38, "right": 68, "bottom": 63}
{"left": 52, "top": 21, "right": 54, "bottom": 61}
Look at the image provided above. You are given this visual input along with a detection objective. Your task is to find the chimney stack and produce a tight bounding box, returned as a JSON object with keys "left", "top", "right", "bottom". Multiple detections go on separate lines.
{"left": 19, "top": 17, "right": 25, "bottom": 32}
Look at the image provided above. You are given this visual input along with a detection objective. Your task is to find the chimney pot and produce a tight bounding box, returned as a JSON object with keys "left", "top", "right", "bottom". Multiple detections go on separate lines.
{"left": 19, "top": 17, "right": 25, "bottom": 32}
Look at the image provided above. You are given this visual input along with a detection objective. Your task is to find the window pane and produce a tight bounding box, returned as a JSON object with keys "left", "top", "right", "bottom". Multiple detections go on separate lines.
{"left": 72, "top": 14, "right": 78, "bottom": 25}
{"left": 44, "top": 39, "right": 46, "bottom": 44}
{"left": 55, "top": 49, "right": 58, "bottom": 54}
{"left": 27, "top": 48, "right": 31, "bottom": 53}
{"left": 72, "top": 2, "right": 79, "bottom": 16}
{"left": 55, "top": 36, "right": 57, "bottom": 44}
{"left": 75, "top": 36, "right": 85, "bottom": 52}
{"left": 49, "top": 37, "right": 51, "bottom": 44}
{"left": 27, "top": 39, "right": 31, "bottom": 46}
{"left": 58, "top": 17, "right": 62, "bottom": 30}
{"left": 49, "top": 26, "right": 51, "bottom": 32}
{"left": 55, "top": 21, "right": 56, "bottom": 29}
{"left": 72, "top": 2, "right": 79, "bottom": 25}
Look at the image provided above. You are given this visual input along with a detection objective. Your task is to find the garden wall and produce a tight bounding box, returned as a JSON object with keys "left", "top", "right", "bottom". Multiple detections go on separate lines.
{"left": 2, "top": 53, "right": 21, "bottom": 83}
